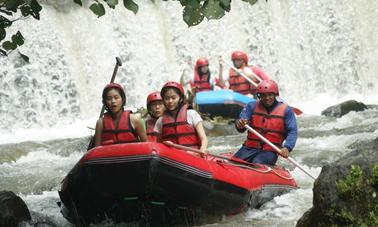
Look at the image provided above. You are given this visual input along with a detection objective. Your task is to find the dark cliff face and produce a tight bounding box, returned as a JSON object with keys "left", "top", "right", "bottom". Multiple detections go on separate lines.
{"left": 321, "top": 100, "right": 368, "bottom": 117}
{"left": 296, "top": 137, "right": 378, "bottom": 227}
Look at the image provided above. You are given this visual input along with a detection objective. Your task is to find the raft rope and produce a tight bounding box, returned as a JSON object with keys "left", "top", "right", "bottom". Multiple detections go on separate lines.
{"left": 216, "top": 159, "right": 294, "bottom": 180}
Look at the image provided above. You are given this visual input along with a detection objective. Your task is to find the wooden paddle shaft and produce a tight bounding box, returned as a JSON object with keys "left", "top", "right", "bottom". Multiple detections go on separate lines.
{"left": 244, "top": 125, "right": 316, "bottom": 180}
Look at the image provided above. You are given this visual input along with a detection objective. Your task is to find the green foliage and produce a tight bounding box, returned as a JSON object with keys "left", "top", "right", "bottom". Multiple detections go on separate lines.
{"left": 242, "top": 0, "right": 258, "bottom": 5}
{"left": 89, "top": 2, "right": 106, "bottom": 17}
{"left": 0, "top": 0, "right": 260, "bottom": 56}
{"left": 0, "top": 0, "right": 41, "bottom": 56}
{"left": 371, "top": 163, "right": 378, "bottom": 188}
{"left": 336, "top": 165, "right": 364, "bottom": 199}
{"left": 326, "top": 206, "right": 355, "bottom": 225}
{"left": 328, "top": 164, "right": 378, "bottom": 226}
{"left": 123, "top": 0, "right": 138, "bottom": 14}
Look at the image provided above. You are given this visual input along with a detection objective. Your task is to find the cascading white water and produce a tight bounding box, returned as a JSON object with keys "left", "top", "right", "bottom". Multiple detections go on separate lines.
{"left": 1, "top": 0, "right": 377, "bottom": 134}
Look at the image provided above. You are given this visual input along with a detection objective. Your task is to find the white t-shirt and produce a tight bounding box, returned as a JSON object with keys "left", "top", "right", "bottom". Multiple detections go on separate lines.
{"left": 154, "top": 109, "right": 203, "bottom": 134}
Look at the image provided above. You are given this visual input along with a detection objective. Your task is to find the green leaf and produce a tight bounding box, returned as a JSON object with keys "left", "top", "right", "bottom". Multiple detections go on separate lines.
{"left": 89, "top": 3, "right": 106, "bottom": 17}
{"left": 105, "top": 0, "right": 118, "bottom": 9}
{"left": 20, "top": 5, "right": 32, "bottom": 17}
{"left": 219, "top": 0, "right": 231, "bottom": 12}
{"left": 18, "top": 51, "right": 30, "bottom": 63}
{"left": 0, "top": 27, "right": 6, "bottom": 42}
{"left": 0, "top": 15, "right": 12, "bottom": 28}
{"left": 242, "top": 0, "right": 258, "bottom": 6}
{"left": 6, "top": 0, "right": 23, "bottom": 12}
{"left": 123, "top": 0, "right": 138, "bottom": 14}
{"left": 11, "top": 31, "right": 24, "bottom": 46}
{"left": 30, "top": 0, "right": 42, "bottom": 20}
{"left": 202, "top": 0, "right": 225, "bottom": 20}
{"left": 183, "top": 0, "right": 204, "bottom": 26}
{"left": 179, "top": 0, "right": 188, "bottom": 7}
{"left": 2, "top": 40, "right": 17, "bottom": 51}
{"left": 73, "top": 0, "right": 82, "bottom": 6}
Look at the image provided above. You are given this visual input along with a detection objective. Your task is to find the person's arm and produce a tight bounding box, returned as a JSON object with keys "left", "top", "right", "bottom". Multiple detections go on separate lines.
{"left": 180, "top": 65, "right": 192, "bottom": 87}
{"left": 189, "top": 110, "right": 208, "bottom": 156}
{"left": 195, "top": 121, "right": 208, "bottom": 155}
{"left": 131, "top": 113, "right": 147, "bottom": 142}
{"left": 153, "top": 117, "right": 163, "bottom": 142}
{"left": 282, "top": 106, "right": 298, "bottom": 157}
{"left": 218, "top": 56, "right": 226, "bottom": 87}
{"left": 251, "top": 66, "right": 270, "bottom": 81}
{"left": 94, "top": 118, "right": 103, "bottom": 147}
{"left": 235, "top": 101, "right": 255, "bottom": 132}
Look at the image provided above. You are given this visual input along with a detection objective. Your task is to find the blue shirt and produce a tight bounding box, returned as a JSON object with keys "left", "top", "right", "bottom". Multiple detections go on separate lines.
{"left": 238, "top": 100, "right": 298, "bottom": 151}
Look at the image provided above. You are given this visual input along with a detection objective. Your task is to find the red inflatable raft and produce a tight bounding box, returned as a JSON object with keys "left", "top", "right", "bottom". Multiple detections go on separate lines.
{"left": 58, "top": 142, "right": 297, "bottom": 226}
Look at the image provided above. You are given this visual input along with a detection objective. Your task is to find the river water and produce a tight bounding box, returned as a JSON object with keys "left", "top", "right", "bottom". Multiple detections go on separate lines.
{"left": 1, "top": 109, "right": 378, "bottom": 226}
{"left": 1, "top": 0, "right": 378, "bottom": 226}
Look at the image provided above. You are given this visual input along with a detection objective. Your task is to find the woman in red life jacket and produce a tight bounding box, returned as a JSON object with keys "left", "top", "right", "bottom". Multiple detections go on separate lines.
{"left": 233, "top": 80, "right": 298, "bottom": 165}
{"left": 180, "top": 57, "right": 224, "bottom": 94}
{"left": 94, "top": 83, "right": 147, "bottom": 146}
{"left": 218, "top": 51, "right": 270, "bottom": 95}
{"left": 154, "top": 81, "right": 208, "bottom": 156}
{"left": 145, "top": 91, "right": 165, "bottom": 142}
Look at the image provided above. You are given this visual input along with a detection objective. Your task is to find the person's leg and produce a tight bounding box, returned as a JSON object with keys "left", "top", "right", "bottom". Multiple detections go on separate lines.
{"left": 233, "top": 146, "right": 259, "bottom": 163}
{"left": 252, "top": 151, "right": 278, "bottom": 165}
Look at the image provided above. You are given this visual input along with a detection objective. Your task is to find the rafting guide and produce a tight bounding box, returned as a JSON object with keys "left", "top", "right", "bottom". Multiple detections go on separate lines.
{"left": 234, "top": 80, "right": 298, "bottom": 165}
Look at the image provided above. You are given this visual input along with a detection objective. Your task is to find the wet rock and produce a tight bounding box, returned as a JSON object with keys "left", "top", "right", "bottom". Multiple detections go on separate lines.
{"left": 296, "top": 137, "right": 378, "bottom": 227}
{"left": 0, "top": 191, "right": 31, "bottom": 227}
{"left": 321, "top": 100, "right": 367, "bottom": 117}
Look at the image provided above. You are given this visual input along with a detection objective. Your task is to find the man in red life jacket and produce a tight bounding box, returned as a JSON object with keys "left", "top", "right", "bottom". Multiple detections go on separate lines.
{"left": 233, "top": 80, "right": 298, "bottom": 165}
{"left": 218, "top": 51, "right": 270, "bottom": 96}
{"left": 145, "top": 92, "right": 165, "bottom": 142}
{"left": 94, "top": 83, "right": 147, "bottom": 146}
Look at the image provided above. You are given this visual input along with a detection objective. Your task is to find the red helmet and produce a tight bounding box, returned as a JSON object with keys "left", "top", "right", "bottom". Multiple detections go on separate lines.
{"left": 231, "top": 51, "right": 248, "bottom": 63}
{"left": 160, "top": 81, "right": 185, "bottom": 97}
{"left": 196, "top": 58, "right": 209, "bottom": 67}
{"left": 146, "top": 91, "right": 163, "bottom": 107}
{"left": 257, "top": 80, "right": 279, "bottom": 96}
{"left": 102, "top": 83, "right": 126, "bottom": 106}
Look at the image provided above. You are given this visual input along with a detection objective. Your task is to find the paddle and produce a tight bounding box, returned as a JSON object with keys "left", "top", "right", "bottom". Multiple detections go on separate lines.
{"left": 221, "top": 58, "right": 303, "bottom": 116}
{"left": 244, "top": 124, "right": 316, "bottom": 180}
{"left": 86, "top": 57, "right": 122, "bottom": 150}
{"left": 163, "top": 141, "right": 260, "bottom": 169}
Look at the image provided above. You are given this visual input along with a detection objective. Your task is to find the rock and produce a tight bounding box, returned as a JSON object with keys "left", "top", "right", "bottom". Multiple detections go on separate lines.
{"left": 321, "top": 100, "right": 367, "bottom": 117}
{"left": 296, "top": 137, "right": 378, "bottom": 227}
{"left": 0, "top": 191, "right": 31, "bottom": 227}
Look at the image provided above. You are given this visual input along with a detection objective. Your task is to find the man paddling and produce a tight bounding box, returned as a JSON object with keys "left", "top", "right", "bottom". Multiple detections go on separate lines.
{"left": 233, "top": 80, "right": 298, "bottom": 165}
{"left": 219, "top": 51, "right": 270, "bottom": 96}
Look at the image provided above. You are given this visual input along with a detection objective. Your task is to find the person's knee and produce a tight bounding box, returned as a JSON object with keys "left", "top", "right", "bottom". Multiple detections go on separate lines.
{"left": 253, "top": 152, "right": 277, "bottom": 165}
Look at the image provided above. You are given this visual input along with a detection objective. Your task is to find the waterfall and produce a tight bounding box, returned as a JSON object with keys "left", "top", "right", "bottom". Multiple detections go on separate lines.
{"left": 1, "top": 0, "right": 377, "bottom": 133}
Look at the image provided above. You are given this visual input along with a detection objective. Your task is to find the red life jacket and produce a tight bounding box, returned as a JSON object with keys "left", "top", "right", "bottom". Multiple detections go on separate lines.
{"left": 101, "top": 110, "right": 139, "bottom": 145}
{"left": 229, "top": 67, "right": 255, "bottom": 95}
{"left": 229, "top": 66, "right": 270, "bottom": 94}
{"left": 145, "top": 118, "right": 158, "bottom": 142}
{"left": 162, "top": 104, "right": 201, "bottom": 148}
{"left": 244, "top": 102, "right": 288, "bottom": 151}
{"left": 191, "top": 72, "right": 212, "bottom": 92}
